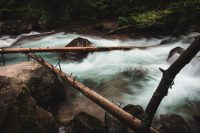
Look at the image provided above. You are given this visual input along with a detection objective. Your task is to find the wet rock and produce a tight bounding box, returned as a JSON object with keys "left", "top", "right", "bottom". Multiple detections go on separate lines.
{"left": 0, "top": 76, "right": 57, "bottom": 133}
{"left": 105, "top": 112, "right": 126, "bottom": 133}
{"left": 0, "top": 62, "right": 66, "bottom": 112}
{"left": 167, "top": 46, "right": 184, "bottom": 61}
{"left": 61, "top": 37, "right": 93, "bottom": 61}
{"left": 67, "top": 37, "right": 92, "bottom": 47}
{"left": 123, "top": 104, "right": 144, "bottom": 118}
{"left": 122, "top": 67, "right": 148, "bottom": 80}
{"left": 158, "top": 114, "right": 190, "bottom": 133}
{"left": 74, "top": 112, "right": 106, "bottom": 133}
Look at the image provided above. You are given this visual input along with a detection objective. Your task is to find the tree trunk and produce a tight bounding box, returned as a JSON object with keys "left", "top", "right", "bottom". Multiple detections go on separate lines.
{"left": 145, "top": 36, "right": 200, "bottom": 132}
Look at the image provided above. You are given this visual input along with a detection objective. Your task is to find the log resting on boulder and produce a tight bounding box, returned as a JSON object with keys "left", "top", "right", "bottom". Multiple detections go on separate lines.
{"left": 0, "top": 61, "right": 66, "bottom": 112}
{"left": 61, "top": 37, "right": 93, "bottom": 61}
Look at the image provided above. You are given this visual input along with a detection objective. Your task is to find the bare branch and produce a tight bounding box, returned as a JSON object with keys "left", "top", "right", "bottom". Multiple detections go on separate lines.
{"left": 145, "top": 36, "right": 200, "bottom": 132}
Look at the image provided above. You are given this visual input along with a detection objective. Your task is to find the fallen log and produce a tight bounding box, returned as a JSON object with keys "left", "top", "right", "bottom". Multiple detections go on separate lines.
{"left": 145, "top": 36, "right": 200, "bottom": 132}
{"left": 0, "top": 45, "right": 157, "bottom": 54}
{"left": 26, "top": 53, "right": 159, "bottom": 133}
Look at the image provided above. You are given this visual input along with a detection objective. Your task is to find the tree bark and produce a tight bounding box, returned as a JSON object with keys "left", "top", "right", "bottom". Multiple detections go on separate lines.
{"left": 26, "top": 53, "right": 159, "bottom": 133}
{"left": 0, "top": 45, "right": 157, "bottom": 54}
{"left": 145, "top": 36, "right": 200, "bottom": 132}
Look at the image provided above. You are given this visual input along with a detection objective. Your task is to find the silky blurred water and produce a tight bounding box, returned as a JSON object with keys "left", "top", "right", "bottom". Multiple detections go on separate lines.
{"left": 1, "top": 32, "right": 200, "bottom": 120}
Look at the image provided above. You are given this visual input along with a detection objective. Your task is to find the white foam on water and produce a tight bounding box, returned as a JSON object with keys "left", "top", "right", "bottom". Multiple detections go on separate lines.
{"left": 1, "top": 32, "right": 200, "bottom": 118}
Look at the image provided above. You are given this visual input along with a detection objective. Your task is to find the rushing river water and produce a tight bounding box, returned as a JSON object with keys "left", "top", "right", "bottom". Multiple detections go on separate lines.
{"left": 1, "top": 32, "right": 200, "bottom": 123}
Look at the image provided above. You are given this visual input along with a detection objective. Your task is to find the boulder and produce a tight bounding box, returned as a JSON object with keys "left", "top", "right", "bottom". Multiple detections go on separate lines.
{"left": 105, "top": 112, "right": 126, "bottom": 133}
{"left": 167, "top": 46, "right": 184, "bottom": 61}
{"left": 61, "top": 37, "right": 93, "bottom": 61}
{"left": 123, "top": 104, "right": 144, "bottom": 118}
{"left": 74, "top": 112, "right": 106, "bottom": 133}
{"left": 59, "top": 112, "right": 106, "bottom": 133}
{"left": 0, "top": 76, "right": 57, "bottom": 133}
{"left": 0, "top": 62, "right": 66, "bottom": 112}
{"left": 158, "top": 114, "right": 190, "bottom": 133}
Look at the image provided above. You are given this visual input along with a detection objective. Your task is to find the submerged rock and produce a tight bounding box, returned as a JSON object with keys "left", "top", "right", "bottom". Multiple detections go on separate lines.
{"left": 0, "top": 62, "right": 66, "bottom": 112}
{"left": 0, "top": 76, "right": 57, "bottom": 133}
{"left": 61, "top": 37, "right": 93, "bottom": 61}
{"left": 122, "top": 67, "right": 148, "bottom": 80}
{"left": 167, "top": 46, "right": 184, "bottom": 61}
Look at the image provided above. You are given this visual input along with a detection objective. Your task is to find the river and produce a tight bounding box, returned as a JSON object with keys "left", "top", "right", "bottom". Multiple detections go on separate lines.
{"left": 0, "top": 32, "right": 200, "bottom": 124}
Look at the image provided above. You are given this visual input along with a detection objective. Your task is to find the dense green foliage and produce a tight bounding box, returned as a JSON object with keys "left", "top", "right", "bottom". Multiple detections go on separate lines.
{"left": 0, "top": 0, "right": 200, "bottom": 34}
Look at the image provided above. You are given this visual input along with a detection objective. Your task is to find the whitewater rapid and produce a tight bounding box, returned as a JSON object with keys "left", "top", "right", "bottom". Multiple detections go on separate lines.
{"left": 1, "top": 32, "right": 200, "bottom": 119}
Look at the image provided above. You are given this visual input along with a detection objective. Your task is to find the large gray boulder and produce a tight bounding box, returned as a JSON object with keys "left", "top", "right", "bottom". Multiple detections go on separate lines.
{"left": 0, "top": 62, "right": 66, "bottom": 112}
{"left": 0, "top": 76, "right": 57, "bottom": 133}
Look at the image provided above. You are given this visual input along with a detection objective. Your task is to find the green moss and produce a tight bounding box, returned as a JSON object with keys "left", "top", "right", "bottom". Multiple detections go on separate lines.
{"left": 132, "top": 10, "right": 172, "bottom": 28}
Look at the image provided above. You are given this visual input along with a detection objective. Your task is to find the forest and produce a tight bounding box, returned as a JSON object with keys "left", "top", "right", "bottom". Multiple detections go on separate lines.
{"left": 0, "top": 0, "right": 200, "bottom": 35}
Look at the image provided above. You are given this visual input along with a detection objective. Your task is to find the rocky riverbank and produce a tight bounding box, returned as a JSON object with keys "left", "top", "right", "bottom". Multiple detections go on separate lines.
{"left": 0, "top": 60, "right": 199, "bottom": 133}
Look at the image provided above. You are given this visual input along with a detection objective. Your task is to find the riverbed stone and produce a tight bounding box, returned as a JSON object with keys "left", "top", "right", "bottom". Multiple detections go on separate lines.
{"left": 61, "top": 37, "right": 93, "bottom": 61}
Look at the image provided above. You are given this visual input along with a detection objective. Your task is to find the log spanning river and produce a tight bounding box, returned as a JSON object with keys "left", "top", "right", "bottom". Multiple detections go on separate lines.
{"left": 0, "top": 32, "right": 200, "bottom": 122}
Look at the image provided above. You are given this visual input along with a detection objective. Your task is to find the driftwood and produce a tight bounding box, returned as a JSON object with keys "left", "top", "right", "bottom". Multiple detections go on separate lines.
{"left": 26, "top": 53, "right": 159, "bottom": 133}
{"left": 145, "top": 36, "right": 200, "bottom": 132}
{"left": 0, "top": 45, "right": 157, "bottom": 54}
